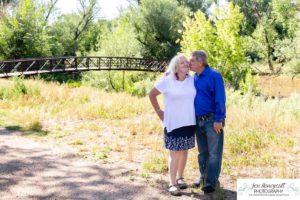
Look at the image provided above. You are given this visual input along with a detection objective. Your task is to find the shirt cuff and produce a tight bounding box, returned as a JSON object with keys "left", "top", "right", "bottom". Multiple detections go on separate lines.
{"left": 214, "top": 118, "right": 224, "bottom": 123}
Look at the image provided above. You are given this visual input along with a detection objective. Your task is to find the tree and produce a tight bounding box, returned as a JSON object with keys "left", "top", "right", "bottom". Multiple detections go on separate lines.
{"left": 90, "top": 13, "right": 146, "bottom": 94}
{"left": 286, "top": 0, "right": 300, "bottom": 75}
{"left": 132, "top": 0, "right": 189, "bottom": 60}
{"left": 0, "top": 0, "right": 51, "bottom": 59}
{"left": 44, "top": 0, "right": 59, "bottom": 23}
{"left": 176, "top": 0, "right": 216, "bottom": 14}
{"left": 48, "top": 0, "right": 100, "bottom": 56}
{"left": 232, "top": 0, "right": 297, "bottom": 72}
{"left": 0, "top": 0, "right": 18, "bottom": 18}
{"left": 0, "top": 0, "right": 17, "bottom": 6}
{"left": 231, "top": 0, "right": 272, "bottom": 35}
{"left": 96, "top": 13, "right": 142, "bottom": 57}
{"left": 180, "top": 2, "right": 251, "bottom": 89}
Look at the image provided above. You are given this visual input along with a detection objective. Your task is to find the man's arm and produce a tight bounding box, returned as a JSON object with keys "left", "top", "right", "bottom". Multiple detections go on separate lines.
{"left": 213, "top": 73, "right": 226, "bottom": 133}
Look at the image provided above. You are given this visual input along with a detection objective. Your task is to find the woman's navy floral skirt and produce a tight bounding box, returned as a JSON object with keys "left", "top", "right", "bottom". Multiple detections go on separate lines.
{"left": 164, "top": 125, "right": 196, "bottom": 151}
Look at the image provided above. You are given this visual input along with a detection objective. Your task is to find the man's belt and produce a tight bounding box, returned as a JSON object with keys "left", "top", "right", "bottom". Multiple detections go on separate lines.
{"left": 196, "top": 113, "right": 213, "bottom": 121}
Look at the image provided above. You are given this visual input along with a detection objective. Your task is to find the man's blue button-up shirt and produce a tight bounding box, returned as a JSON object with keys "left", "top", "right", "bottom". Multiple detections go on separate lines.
{"left": 194, "top": 66, "right": 226, "bottom": 122}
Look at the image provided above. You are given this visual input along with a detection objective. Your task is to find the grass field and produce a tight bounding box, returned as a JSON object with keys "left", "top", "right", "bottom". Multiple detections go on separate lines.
{"left": 257, "top": 75, "right": 300, "bottom": 97}
{"left": 0, "top": 75, "right": 299, "bottom": 195}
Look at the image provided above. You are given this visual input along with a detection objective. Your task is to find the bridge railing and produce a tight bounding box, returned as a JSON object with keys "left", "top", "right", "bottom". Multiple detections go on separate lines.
{"left": 0, "top": 56, "right": 168, "bottom": 77}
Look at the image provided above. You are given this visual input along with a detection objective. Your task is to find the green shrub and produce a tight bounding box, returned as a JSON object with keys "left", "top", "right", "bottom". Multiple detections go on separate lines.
{"left": 225, "top": 130, "right": 277, "bottom": 166}
{"left": 81, "top": 71, "right": 159, "bottom": 97}
{"left": 13, "top": 77, "right": 28, "bottom": 95}
{"left": 36, "top": 73, "right": 82, "bottom": 84}
{"left": 0, "top": 77, "right": 42, "bottom": 100}
{"left": 239, "top": 71, "right": 260, "bottom": 95}
{"left": 143, "top": 152, "right": 168, "bottom": 173}
{"left": 0, "top": 77, "right": 28, "bottom": 100}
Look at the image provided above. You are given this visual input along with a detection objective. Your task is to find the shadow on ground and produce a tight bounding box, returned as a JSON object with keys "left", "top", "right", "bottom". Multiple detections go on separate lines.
{"left": 153, "top": 177, "right": 237, "bottom": 200}
{"left": 0, "top": 128, "right": 166, "bottom": 200}
{"left": 0, "top": 127, "right": 237, "bottom": 200}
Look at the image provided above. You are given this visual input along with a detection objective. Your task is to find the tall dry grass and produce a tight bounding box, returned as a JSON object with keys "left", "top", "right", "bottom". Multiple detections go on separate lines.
{"left": 0, "top": 77, "right": 299, "bottom": 182}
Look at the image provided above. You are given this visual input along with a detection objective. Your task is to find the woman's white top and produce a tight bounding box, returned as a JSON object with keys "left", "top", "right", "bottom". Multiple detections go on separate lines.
{"left": 154, "top": 74, "right": 196, "bottom": 132}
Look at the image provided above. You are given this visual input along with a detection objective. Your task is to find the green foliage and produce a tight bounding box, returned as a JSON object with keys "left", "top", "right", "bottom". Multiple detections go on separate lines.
{"left": 226, "top": 130, "right": 277, "bottom": 166}
{"left": 289, "top": 58, "right": 300, "bottom": 75}
{"left": 283, "top": 1, "right": 300, "bottom": 74}
{"left": 132, "top": 0, "right": 189, "bottom": 59}
{"left": 13, "top": 76, "right": 28, "bottom": 95}
{"left": 176, "top": 0, "right": 215, "bottom": 13}
{"left": 143, "top": 152, "right": 168, "bottom": 173}
{"left": 36, "top": 73, "right": 82, "bottom": 84}
{"left": 47, "top": 12, "right": 101, "bottom": 56}
{"left": 91, "top": 11, "right": 145, "bottom": 97}
{"left": 46, "top": 14, "right": 76, "bottom": 56}
{"left": 239, "top": 72, "right": 260, "bottom": 95}
{"left": 95, "top": 13, "right": 142, "bottom": 57}
{"left": 0, "top": 77, "right": 28, "bottom": 99}
{"left": 0, "top": 0, "right": 298, "bottom": 87}
{"left": 130, "top": 0, "right": 213, "bottom": 15}
{"left": 81, "top": 71, "right": 159, "bottom": 97}
{"left": 235, "top": 0, "right": 298, "bottom": 72}
{"left": 70, "top": 0, "right": 99, "bottom": 55}
{"left": 92, "top": 146, "right": 112, "bottom": 160}
{"left": 0, "top": 0, "right": 51, "bottom": 59}
{"left": 232, "top": 0, "right": 272, "bottom": 35}
{"left": 77, "top": 21, "right": 102, "bottom": 55}
{"left": 0, "top": 76, "right": 41, "bottom": 100}
{"left": 39, "top": 74, "right": 82, "bottom": 88}
{"left": 0, "top": 0, "right": 100, "bottom": 59}
{"left": 69, "top": 140, "right": 84, "bottom": 145}
{"left": 180, "top": 2, "right": 253, "bottom": 90}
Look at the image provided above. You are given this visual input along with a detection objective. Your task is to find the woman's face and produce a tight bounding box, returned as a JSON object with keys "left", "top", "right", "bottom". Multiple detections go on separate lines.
{"left": 177, "top": 56, "right": 190, "bottom": 74}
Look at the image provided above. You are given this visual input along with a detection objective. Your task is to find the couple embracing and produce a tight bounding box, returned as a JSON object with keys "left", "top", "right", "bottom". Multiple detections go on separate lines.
{"left": 149, "top": 50, "right": 226, "bottom": 196}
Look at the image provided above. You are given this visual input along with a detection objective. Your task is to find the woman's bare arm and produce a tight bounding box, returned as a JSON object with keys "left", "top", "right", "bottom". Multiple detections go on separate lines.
{"left": 149, "top": 88, "right": 164, "bottom": 121}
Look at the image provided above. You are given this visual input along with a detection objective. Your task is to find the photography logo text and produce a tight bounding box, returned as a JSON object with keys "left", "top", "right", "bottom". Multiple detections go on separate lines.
{"left": 237, "top": 179, "right": 300, "bottom": 200}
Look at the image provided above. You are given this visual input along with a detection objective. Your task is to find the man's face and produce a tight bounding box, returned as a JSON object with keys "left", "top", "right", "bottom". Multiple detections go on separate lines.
{"left": 189, "top": 55, "right": 205, "bottom": 72}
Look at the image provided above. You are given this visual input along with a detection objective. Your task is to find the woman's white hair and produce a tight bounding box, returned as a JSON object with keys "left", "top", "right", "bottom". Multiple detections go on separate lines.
{"left": 167, "top": 54, "right": 186, "bottom": 74}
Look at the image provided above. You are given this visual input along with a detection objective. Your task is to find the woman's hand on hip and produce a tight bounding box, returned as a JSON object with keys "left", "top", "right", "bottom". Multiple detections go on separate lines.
{"left": 156, "top": 109, "right": 164, "bottom": 121}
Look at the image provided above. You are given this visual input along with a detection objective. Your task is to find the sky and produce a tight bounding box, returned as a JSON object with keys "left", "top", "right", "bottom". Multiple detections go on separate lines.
{"left": 56, "top": 0, "right": 130, "bottom": 19}
{"left": 54, "top": 0, "right": 228, "bottom": 19}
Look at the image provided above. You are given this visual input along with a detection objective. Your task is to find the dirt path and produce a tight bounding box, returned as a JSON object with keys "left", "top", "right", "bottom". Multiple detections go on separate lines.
{"left": 0, "top": 128, "right": 236, "bottom": 200}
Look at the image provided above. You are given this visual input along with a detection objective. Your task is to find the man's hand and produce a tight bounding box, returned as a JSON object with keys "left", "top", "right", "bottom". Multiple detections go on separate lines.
{"left": 213, "top": 122, "right": 223, "bottom": 134}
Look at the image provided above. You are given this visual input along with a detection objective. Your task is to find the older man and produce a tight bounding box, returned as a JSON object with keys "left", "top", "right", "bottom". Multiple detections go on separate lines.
{"left": 189, "top": 50, "right": 226, "bottom": 194}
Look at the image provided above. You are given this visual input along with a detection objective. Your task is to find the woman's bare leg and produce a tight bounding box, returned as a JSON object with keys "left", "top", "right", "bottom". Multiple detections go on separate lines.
{"left": 169, "top": 150, "right": 180, "bottom": 185}
{"left": 177, "top": 150, "right": 188, "bottom": 178}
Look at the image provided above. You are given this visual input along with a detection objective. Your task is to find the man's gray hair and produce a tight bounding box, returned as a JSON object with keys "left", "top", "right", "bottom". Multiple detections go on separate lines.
{"left": 192, "top": 50, "right": 208, "bottom": 64}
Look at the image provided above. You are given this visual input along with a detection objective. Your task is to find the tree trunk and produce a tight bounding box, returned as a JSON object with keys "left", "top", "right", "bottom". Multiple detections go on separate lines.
{"left": 265, "top": 33, "right": 274, "bottom": 72}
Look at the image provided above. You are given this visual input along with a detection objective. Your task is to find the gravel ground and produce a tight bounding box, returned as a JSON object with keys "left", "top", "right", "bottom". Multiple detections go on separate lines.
{"left": 0, "top": 128, "right": 236, "bottom": 200}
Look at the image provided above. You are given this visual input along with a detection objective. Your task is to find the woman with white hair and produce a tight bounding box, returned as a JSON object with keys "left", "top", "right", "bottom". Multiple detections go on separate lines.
{"left": 149, "top": 54, "right": 196, "bottom": 196}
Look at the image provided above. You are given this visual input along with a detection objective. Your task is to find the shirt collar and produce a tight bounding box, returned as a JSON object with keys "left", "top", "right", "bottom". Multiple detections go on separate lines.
{"left": 196, "top": 65, "right": 211, "bottom": 77}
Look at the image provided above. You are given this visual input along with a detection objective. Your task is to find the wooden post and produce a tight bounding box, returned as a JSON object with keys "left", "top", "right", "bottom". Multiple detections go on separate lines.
{"left": 122, "top": 70, "right": 125, "bottom": 90}
{"left": 49, "top": 59, "right": 53, "bottom": 72}
{"left": 87, "top": 57, "right": 90, "bottom": 70}
{"left": 75, "top": 57, "right": 78, "bottom": 70}
{"left": 62, "top": 58, "right": 66, "bottom": 71}
{"left": 98, "top": 57, "right": 100, "bottom": 70}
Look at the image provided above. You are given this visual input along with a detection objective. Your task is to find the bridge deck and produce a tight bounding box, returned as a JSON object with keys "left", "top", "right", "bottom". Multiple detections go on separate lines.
{"left": 0, "top": 56, "right": 168, "bottom": 78}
